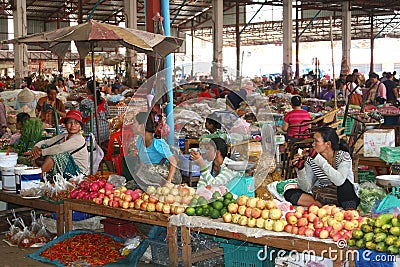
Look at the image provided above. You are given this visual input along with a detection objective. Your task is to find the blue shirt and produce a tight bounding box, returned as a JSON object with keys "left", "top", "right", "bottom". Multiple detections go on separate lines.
{"left": 136, "top": 135, "right": 173, "bottom": 164}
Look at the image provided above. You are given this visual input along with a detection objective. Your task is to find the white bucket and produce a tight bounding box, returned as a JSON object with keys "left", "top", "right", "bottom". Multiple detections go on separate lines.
{"left": 14, "top": 165, "right": 28, "bottom": 194}
{"left": 14, "top": 167, "right": 41, "bottom": 192}
{"left": 1, "top": 166, "right": 16, "bottom": 193}
{"left": 0, "top": 152, "right": 18, "bottom": 168}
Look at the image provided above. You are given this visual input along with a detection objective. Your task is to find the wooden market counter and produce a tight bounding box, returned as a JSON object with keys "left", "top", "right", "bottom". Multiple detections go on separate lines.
{"left": 178, "top": 222, "right": 355, "bottom": 267}
{"left": 0, "top": 192, "right": 64, "bottom": 236}
{"left": 63, "top": 199, "right": 180, "bottom": 266}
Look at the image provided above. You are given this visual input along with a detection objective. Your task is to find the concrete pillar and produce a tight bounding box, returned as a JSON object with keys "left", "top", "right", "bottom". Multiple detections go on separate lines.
{"left": 282, "top": 0, "right": 293, "bottom": 84}
{"left": 124, "top": 0, "right": 138, "bottom": 87}
{"left": 146, "top": 0, "right": 161, "bottom": 78}
{"left": 13, "top": 0, "right": 28, "bottom": 89}
{"left": 341, "top": 1, "right": 351, "bottom": 75}
{"left": 211, "top": 0, "right": 223, "bottom": 84}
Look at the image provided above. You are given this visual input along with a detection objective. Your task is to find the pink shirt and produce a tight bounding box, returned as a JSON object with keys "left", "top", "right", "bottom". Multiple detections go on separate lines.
{"left": 284, "top": 109, "right": 311, "bottom": 137}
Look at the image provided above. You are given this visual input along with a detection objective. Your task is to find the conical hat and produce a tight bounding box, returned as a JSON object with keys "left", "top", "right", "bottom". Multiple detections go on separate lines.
{"left": 17, "top": 88, "right": 35, "bottom": 103}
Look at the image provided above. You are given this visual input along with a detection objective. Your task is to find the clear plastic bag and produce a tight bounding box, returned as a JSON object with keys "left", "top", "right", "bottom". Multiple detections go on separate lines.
{"left": 120, "top": 236, "right": 142, "bottom": 256}
{"left": 29, "top": 210, "right": 41, "bottom": 235}
{"left": 108, "top": 174, "right": 126, "bottom": 188}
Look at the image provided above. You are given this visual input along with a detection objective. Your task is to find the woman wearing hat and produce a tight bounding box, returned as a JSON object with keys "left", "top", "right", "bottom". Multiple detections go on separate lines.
{"left": 25, "top": 110, "right": 88, "bottom": 178}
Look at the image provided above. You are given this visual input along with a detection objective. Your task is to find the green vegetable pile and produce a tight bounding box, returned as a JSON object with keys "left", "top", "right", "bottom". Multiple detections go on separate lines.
{"left": 358, "top": 182, "right": 387, "bottom": 214}
{"left": 348, "top": 214, "right": 400, "bottom": 254}
{"left": 12, "top": 118, "right": 44, "bottom": 155}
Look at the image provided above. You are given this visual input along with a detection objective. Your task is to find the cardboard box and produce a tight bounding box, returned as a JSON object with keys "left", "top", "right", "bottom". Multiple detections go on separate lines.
{"left": 364, "top": 129, "right": 395, "bottom": 157}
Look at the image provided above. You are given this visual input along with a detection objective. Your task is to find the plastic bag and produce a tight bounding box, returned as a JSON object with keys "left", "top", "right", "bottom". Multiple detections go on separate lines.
{"left": 108, "top": 174, "right": 126, "bottom": 188}
{"left": 29, "top": 210, "right": 41, "bottom": 235}
{"left": 120, "top": 236, "right": 142, "bottom": 256}
{"left": 358, "top": 182, "right": 387, "bottom": 214}
{"left": 36, "top": 214, "right": 53, "bottom": 243}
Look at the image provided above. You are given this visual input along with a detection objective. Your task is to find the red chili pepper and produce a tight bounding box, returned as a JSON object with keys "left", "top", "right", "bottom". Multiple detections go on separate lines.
{"left": 39, "top": 233, "right": 124, "bottom": 266}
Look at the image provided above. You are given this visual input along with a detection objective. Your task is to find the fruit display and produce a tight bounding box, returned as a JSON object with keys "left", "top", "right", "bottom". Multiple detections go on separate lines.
{"left": 282, "top": 205, "right": 362, "bottom": 241}
{"left": 185, "top": 191, "right": 235, "bottom": 219}
{"left": 69, "top": 179, "right": 143, "bottom": 209}
{"left": 220, "top": 195, "right": 288, "bottom": 231}
{"left": 348, "top": 213, "right": 400, "bottom": 254}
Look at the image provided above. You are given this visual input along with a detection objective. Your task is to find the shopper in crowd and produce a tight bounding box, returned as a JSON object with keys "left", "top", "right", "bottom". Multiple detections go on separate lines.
{"left": 284, "top": 127, "right": 359, "bottom": 209}
{"left": 190, "top": 137, "right": 238, "bottom": 187}
{"left": 0, "top": 100, "right": 6, "bottom": 137}
{"left": 366, "top": 73, "right": 387, "bottom": 105}
{"left": 134, "top": 112, "right": 178, "bottom": 183}
{"left": 282, "top": 95, "right": 311, "bottom": 140}
{"left": 383, "top": 72, "right": 399, "bottom": 104}
{"left": 205, "top": 112, "right": 222, "bottom": 134}
{"left": 344, "top": 74, "right": 363, "bottom": 106}
{"left": 79, "top": 80, "right": 110, "bottom": 150}
{"left": 284, "top": 81, "right": 298, "bottom": 94}
{"left": 320, "top": 82, "right": 334, "bottom": 101}
{"left": 66, "top": 74, "right": 76, "bottom": 91}
{"left": 9, "top": 112, "right": 30, "bottom": 144}
{"left": 56, "top": 78, "right": 67, "bottom": 92}
{"left": 36, "top": 83, "right": 66, "bottom": 127}
{"left": 227, "top": 87, "right": 247, "bottom": 110}
{"left": 25, "top": 110, "right": 88, "bottom": 178}
{"left": 198, "top": 84, "right": 212, "bottom": 99}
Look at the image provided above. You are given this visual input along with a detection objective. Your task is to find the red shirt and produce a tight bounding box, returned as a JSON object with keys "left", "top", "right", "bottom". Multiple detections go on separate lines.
{"left": 284, "top": 109, "right": 311, "bottom": 137}
{"left": 198, "top": 91, "right": 212, "bottom": 98}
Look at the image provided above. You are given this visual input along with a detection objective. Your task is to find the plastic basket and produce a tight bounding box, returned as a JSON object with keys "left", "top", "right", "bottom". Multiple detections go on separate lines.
{"left": 380, "top": 147, "right": 400, "bottom": 163}
{"left": 338, "top": 116, "right": 355, "bottom": 135}
{"left": 220, "top": 242, "right": 281, "bottom": 267}
{"left": 52, "top": 211, "right": 93, "bottom": 221}
{"left": 357, "top": 170, "right": 376, "bottom": 183}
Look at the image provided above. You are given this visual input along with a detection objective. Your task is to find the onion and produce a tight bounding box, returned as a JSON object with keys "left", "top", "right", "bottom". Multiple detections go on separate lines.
{"left": 146, "top": 186, "right": 156, "bottom": 195}
{"left": 170, "top": 188, "right": 179, "bottom": 196}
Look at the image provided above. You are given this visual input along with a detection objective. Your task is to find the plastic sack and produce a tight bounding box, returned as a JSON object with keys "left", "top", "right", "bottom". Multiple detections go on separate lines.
{"left": 107, "top": 174, "right": 126, "bottom": 188}
{"left": 358, "top": 182, "right": 387, "bottom": 214}
{"left": 87, "top": 133, "right": 104, "bottom": 175}
{"left": 120, "top": 236, "right": 142, "bottom": 256}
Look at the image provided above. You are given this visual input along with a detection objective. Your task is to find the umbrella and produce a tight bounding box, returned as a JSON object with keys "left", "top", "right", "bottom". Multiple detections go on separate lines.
{"left": 4, "top": 20, "right": 183, "bottom": 59}
{"left": 4, "top": 20, "right": 183, "bottom": 146}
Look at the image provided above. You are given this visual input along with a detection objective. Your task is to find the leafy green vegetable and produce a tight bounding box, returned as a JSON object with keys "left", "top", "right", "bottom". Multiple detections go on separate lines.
{"left": 11, "top": 118, "right": 44, "bottom": 155}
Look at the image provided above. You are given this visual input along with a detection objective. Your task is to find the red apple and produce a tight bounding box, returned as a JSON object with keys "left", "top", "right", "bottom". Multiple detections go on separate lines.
{"left": 334, "top": 211, "right": 344, "bottom": 222}
{"left": 284, "top": 224, "right": 293, "bottom": 233}
{"left": 105, "top": 189, "right": 113, "bottom": 196}
{"left": 308, "top": 204, "right": 319, "bottom": 215}
{"left": 343, "top": 210, "right": 354, "bottom": 221}
{"left": 237, "top": 195, "right": 249, "bottom": 206}
{"left": 156, "top": 202, "right": 164, "bottom": 212}
{"left": 112, "top": 201, "right": 119, "bottom": 208}
{"left": 305, "top": 228, "right": 314, "bottom": 237}
{"left": 286, "top": 215, "right": 298, "bottom": 225}
{"left": 245, "top": 207, "right": 253, "bottom": 218}
{"left": 251, "top": 208, "right": 262, "bottom": 219}
{"left": 314, "top": 228, "right": 322, "bottom": 237}
{"left": 317, "top": 208, "right": 327, "bottom": 218}
{"left": 298, "top": 226, "right": 307, "bottom": 235}
{"left": 228, "top": 203, "right": 239, "bottom": 214}
{"left": 332, "top": 221, "right": 343, "bottom": 231}
{"left": 291, "top": 226, "right": 299, "bottom": 235}
{"left": 95, "top": 198, "right": 102, "bottom": 205}
{"left": 297, "top": 217, "right": 308, "bottom": 227}
{"left": 344, "top": 221, "right": 356, "bottom": 231}
{"left": 140, "top": 201, "right": 148, "bottom": 211}
{"left": 222, "top": 213, "right": 232, "bottom": 223}
{"left": 141, "top": 193, "right": 149, "bottom": 201}
{"left": 108, "top": 200, "right": 114, "bottom": 207}
{"left": 308, "top": 213, "right": 317, "bottom": 223}
{"left": 331, "top": 206, "right": 341, "bottom": 215}
{"left": 148, "top": 195, "right": 159, "bottom": 204}
{"left": 296, "top": 206, "right": 305, "bottom": 214}
{"left": 330, "top": 229, "right": 339, "bottom": 238}
{"left": 313, "top": 218, "right": 324, "bottom": 229}
{"left": 124, "top": 194, "right": 132, "bottom": 202}
{"left": 332, "top": 233, "right": 343, "bottom": 242}
{"left": 319, "top": 229, "right": 329, "bottom": 239}
{"left": 294, "top": 211, "right": 303, "bottom": 219}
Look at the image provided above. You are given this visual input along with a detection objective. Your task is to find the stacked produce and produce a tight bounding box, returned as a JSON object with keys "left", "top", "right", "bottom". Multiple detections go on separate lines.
{"left": 131, "top": 183, "right": 197, "bottom": 215}
{"left": 283, "top": 205, "right": 362, "bottom": 240}
{"left": 69, "top": 179, "right": 142, "bottom": 209}
{"left": 185, "top": 191, "right": 235, "bottom": 219}
{"left": 221, "top": 196, "right": 287, "bottom": 231}
{"left": 349, "top": 213, "right": 400, "bottom": 254}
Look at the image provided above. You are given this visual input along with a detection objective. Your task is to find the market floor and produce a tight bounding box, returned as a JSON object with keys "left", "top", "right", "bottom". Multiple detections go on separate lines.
{"left": 0, "top": 243, "right": 156, "bottom": 267}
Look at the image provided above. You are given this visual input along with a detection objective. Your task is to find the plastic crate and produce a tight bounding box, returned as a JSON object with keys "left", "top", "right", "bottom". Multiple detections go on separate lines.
{"left": 338, "top": 116, "right": 355, "bottom": 135}
{"left": 52, "top": 211, "right": 93, "bottom": 221}
{"left": 101, "top": 218, "right": 140, "bottom": 238}
{"left": 380, "top": 146, "right": 400, "bottom": 163}
{"left": 220, "top": 242, "right": 285, "bottom": 267}
{"left": 227, "top": 176, "right": 255, "bottom": 197}
{"left": 357, "top": 169, "right": 376, "bottom": 183}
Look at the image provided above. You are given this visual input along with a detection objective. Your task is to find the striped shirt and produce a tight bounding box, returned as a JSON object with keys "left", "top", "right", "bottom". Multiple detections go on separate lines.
{"left": 296, "top": 150, "right": 354, "bottom": 193}
{"left": 197, "top": 158, "right": 238, "bottom": 187}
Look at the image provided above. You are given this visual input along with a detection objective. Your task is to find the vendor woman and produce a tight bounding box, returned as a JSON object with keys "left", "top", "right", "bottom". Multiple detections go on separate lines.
{"left": 25, "top": 110, "right": 88, "bottom": 178}
{"left": 190, "top": 137, "right": 238, "bottom": 187}
{"left": 134, "top": 112, "right": 178, "bottom": 183}
{"left": 284, "top": 127, "right": 359, "bottom": 209}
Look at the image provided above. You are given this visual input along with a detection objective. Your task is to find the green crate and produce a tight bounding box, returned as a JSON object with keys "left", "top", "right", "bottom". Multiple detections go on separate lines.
{"left": 220, "top": 242, "right": 287, "bottom": 267}
{"left": 338, "top": 116, "right": 355, "bottom": 135}
{"left": 357, "top": 169, "right": 376, "bottom": 183}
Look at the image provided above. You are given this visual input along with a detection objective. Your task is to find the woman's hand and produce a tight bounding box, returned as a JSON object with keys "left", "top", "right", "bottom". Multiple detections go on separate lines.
{"left": 24, "top": 146, "right": 42, "bottom": 160}
{"left": 190, "top": 150, "right": 205, "bottom": 168}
